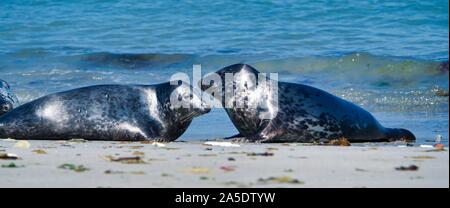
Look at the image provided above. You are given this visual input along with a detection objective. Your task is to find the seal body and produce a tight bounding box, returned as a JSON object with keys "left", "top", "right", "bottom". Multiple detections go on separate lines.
{"left": 0, "top": 79, "right": 19, "bottom": 116}
{"left": 201, "top": 64, "right": 415, "bottom": 143}
{"left": 0, "top": 82, "right": 210, "bottom": 141}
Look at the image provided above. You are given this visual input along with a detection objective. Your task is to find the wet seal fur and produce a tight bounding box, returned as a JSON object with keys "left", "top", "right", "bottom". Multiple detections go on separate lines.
{"left": 201, "top": 64, "right": 416, "bottom": 143}
{"left": 0, "top": 82, "right": 210, "bottom": 141}
{"left": 0, "top": 79, "right": 19, "bottom": 116}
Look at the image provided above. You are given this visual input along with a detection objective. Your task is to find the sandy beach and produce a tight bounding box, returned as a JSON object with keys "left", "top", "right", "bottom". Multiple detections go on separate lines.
{"left": 0, "top": 139, "right": 448, "bottom": 188}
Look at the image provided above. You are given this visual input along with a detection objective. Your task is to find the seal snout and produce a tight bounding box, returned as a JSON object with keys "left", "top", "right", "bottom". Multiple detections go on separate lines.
{"left": 385, "top": 128, "right": 416, "bottom": 142}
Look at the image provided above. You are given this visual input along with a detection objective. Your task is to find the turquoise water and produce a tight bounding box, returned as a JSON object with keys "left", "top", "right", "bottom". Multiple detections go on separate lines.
{"left": 0, "top": 0, "right": 448, "bottom": 144}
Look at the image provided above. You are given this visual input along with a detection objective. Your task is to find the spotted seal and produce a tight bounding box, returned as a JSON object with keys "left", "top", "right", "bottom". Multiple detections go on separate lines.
{"left": 0, "top": 79, "right": 19, "bottom": 116}
{"left": 201, "top": 64, "right": 415, "bottom": 143}
{"left": 0, "top": 82, "right": 210, "bottom": 141}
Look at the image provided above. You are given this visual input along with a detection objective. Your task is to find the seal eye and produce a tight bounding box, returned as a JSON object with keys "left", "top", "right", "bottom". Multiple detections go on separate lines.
{"left": 1, "top": 104, "right": 11, "bottom": 113}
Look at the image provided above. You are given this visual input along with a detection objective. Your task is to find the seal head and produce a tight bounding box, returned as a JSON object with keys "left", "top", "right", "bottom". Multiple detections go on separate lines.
{"left": 0, "top": 79, "right": 19, "bottom": 116}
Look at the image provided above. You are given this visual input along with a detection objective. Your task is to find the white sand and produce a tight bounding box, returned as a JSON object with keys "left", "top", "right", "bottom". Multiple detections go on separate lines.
{"left": 0, "top": 139, "right": 448, "bottom": 188}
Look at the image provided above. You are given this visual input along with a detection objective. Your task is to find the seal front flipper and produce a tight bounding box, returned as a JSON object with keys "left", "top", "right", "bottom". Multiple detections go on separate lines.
{"left": 223, "top": 134, "right": 251, "bottom": 142}
{"left": 224, "top": 133, "right": 242, "bottom": 140}
{"left": 258, "top": 120, "right": 285, "bottom": 143}
{"left": 383, "top": 128, "right": 416, "bottom": 142}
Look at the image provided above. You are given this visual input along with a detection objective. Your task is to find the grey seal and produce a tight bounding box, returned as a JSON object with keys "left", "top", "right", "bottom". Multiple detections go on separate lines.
{"left": 0, "top": 79, "right": 19, "bottom": 116}
{"left": 0, "top": 82, "right": 210, "bottom": 141}
{"left": 201, "top": 64, "right": 415, "bottom": 143}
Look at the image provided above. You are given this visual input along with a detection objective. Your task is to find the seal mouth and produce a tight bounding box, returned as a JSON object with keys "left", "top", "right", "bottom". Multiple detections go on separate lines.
{"left": 200, "top": 105, "right": 211, "bottom": 114}
{"left": 196, "top": 103, "right": 211, "bottom": 115}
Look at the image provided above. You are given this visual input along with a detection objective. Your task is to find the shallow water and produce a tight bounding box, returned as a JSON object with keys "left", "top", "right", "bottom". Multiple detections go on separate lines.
{"left": 0, "top": 0, "right": 448, "bottom": 144}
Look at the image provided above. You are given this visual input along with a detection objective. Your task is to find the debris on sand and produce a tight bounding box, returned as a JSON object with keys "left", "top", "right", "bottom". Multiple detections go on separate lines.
{"left": 329, "top": 138, "right": 351, "bottom": 146}
{"left": 288, "top": 156, "right": 308, "bottom": 159}
{"left": 139, "top": 141, "right": 169, "bottom": 148}
{"left": 395, "top": 165, "right": 419, "bottom": 171}
{"left": 0, "top": 153, "right": 20, "bottom": 160}
{"left": 284, "top": 169, "right": 294, "bottom": 173}
{"left": 355, "top": 168, "right": 368, "bottom": 172}
{"left": 434, "top": 144, "right": 445, "bottom": 151}
{"left": 147, "top": 142, "right": 179, "bottom": 150}
{"left": 104, "top": 170, "right": 145, "bottom": 175}
{"left": 104, "top": 170, "right": 125, "bottom": 174}
{"left": 60, "top": 144, "right": 75, "bottom": 148}
{"left": 258, "top": 176, "right": 304, "bottom": 184}
{"left": 129, "top": 145, "right": 144, "bottom": 149}
{"left": 198, "top": 154, "right": 218, "bottom": 157}
{"left": 247, "top": 152, "right": 274, "bottom": 157}
{"left": 161, "top": 173, "right": 172, "bottom": 177}
{"left": 130, "top": 171, "right": 146, "bottom": 175}
{"left": 220, "top": 166, "right": 237, "bottom": 172}
{"left": 13, "top": 140, "right": 31, "bottom": 149}
{"left": 1, "top": 162, "right": 24, "bottom": 168}
{"left": 186, "top": 167, "right": 211, "bottom": 174}
{"left": 408, "top": 156, "right": 435, "bottom": 160}
{"left": 266, "top": 147, "right": 279, "bottom": 151}
{"left": 223, "top": 181, "right": 251, "bottom": 188}
{"left": 58, "top": 164, "right": 89, "bottom": 172}
{"left": 132, "top": 151, "right": 145, "bottom": 156}
{"left": 228, "top": 157, "right": 236, "bottom": 161}
{"left": 147, "top": 158, "right": 167, "bottom": 162}
{"left": 227, "top": 151, "right": 248, "bottom": 155}
{"left": 103, "top": 155, "right": 146, "bottom": 164}
{"left": 68, "top": 138, "right": 88, "bottom": 143}
{"left": 204, "top": 141, "right": 240, "bottom": 147}
{"left": 32, "top": 149, "right": 47, "bottom": 154}
{"left": 424, "top": 144, "right": 446, "bottom": 152}
{"left": 162, "top": 147, "right": 179, "bottom": 150}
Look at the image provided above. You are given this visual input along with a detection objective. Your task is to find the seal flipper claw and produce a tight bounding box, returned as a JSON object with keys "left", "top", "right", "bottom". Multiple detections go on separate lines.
{"left": 259, "top": 121, "right": 285, "bottom": 143}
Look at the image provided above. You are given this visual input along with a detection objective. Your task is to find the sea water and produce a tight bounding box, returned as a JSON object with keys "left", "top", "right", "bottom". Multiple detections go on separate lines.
{"left": 0, "top": 0, "right": 448, "bottom": 144}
